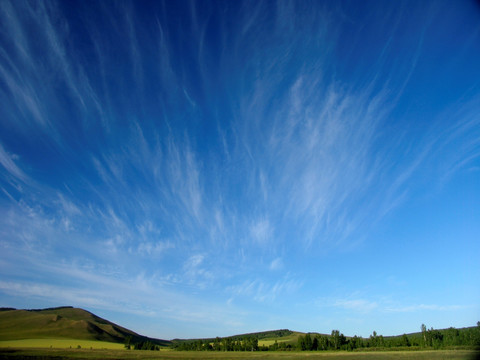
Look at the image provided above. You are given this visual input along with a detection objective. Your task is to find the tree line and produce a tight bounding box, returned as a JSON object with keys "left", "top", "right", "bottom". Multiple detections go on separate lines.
{"left": 172, "top": 336, "right": 260, "bottom": 351}
{"left": 123, "top": 336, "right": 161, "bottom": 351}
{"left": 294, "top": 323, "right": 480, "bottom": 351}
{"left": 170, "top": 323, "right": 480, "bottom": 352}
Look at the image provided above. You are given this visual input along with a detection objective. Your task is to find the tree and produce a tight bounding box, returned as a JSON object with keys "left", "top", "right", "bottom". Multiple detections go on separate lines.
{"left": 251, "top": 337, "right": 258, "bottom": 351}
{"left": 430, "top": 329, "right": 444, "bottom": 349}
{"left": 331, "top": 330, "right": 340, "bottom": 350}
{"left": 421, "top": 324, "right": 427, "bottom": 347}
{"left": 304, "top": 333, "right": 313, "bottom": 350}
{"left": 272, "top": 340, "right": 279, "bottom": 351}
{"left": 124, "top": 335, "right": 132, "bottom": 350}
{"left": 350, "top": 335, "right": 363, "bottom": 350}
{"left": 339, "top": 332, "right": 347, "bottom": 349}
{"left": 213, "top": 337, "right": 221, "bottom": 351}
{"left": 297, "top": 335, "right": 305, "bottom": 350}
{"left": 475, "top": 322, "right": 480, "bottom": 346}
{"left": 377, "top": 335, "right": 385, "bottom": 348}
{"left": 370, "top": 331, "right": 378, "bottom": 348}
{"left": 318, "top": 335, "right": 329, "bottom": 350}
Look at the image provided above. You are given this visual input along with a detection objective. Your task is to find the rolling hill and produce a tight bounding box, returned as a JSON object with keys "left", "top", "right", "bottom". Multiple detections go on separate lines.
{"left": 1, "top": 306, "right": 478, "bottom": 352}
{"left": 0, "top": 306, "right": 170, "bottom": 347}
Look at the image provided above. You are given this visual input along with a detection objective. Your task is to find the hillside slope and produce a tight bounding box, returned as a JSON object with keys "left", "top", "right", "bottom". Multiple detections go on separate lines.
{"left": 0, "top": 307, "right": 170, "bottom": 346}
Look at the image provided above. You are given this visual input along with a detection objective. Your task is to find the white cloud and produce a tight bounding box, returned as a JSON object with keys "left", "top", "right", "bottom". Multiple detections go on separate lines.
{"left": 385, "top": 304, "right": 466, "bottom": 313}
{"left": 183, "top": 88, "right": 196, "bottom": 107}
{"left": 319, "top": 294, "right": 466, "bottom": 316}
{"left": 250, "top": 218, "right": 272, "bottom": 246}
{"left": 0, "top": 143, "right": 28, "bottom": 183}
{"left": 227, "top": 276, "right": 302, "bottom": 304}
{"left": 269, "top": 257, "right": 283, "bottom": 271}
{"left": 334, "top": 299, "right": 379, "bottom": 313}
{"left": 56, "top": 193, "right": 81, "bottom": 216}
{"left": 177, "top": 254, "right": 215, "bottom": 288}
{"left": 184, "top": 254, "right": 204, "bottom": 269}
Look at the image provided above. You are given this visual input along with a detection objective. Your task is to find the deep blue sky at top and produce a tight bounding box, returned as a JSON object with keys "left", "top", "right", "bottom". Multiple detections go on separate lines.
{"left": 0, "top": 0, "right": 479, "bottom": 339}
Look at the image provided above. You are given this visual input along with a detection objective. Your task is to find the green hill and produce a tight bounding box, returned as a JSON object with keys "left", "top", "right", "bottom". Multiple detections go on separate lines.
{"left": 0, "top": 306, "right": 170, "bottom": 347}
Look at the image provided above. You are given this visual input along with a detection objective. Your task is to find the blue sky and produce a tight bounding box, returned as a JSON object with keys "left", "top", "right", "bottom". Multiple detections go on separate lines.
{"left": 0, "top": 0, "right": 479, "bottom": 340}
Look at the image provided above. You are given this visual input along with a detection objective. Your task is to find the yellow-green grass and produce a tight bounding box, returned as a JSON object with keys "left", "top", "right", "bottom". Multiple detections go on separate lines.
{"left": 0, "top": 349, "right": 478, "bottom": 359}
{"left": 0, "top": 338, "right": 124, "bottom": 349}
{"left": 0, "top": 307, "right": 175, "bottom": 347}
{"left": 0, "top": 308, "right": 124, "bottom": 342}
{"left": 258, "top": 331, "right": 303, "bottom": 347}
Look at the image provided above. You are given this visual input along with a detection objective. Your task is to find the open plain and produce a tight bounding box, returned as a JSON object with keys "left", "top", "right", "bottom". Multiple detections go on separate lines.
{"left": 0, "top": 348, "right": 479, "bottom": 360}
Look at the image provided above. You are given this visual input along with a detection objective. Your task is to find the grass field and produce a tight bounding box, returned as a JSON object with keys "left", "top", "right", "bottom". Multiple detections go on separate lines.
{"left": 0, "top": 348, "right": 478, "bottom": 360}
{"left": 0, "top": 338, "right": 124, "bottom": 349}
{"left": 0, "top": 307, "right": 171, "bottom": 346}
{"left": 258, "top": 332, "right": 301, "bottom": 347}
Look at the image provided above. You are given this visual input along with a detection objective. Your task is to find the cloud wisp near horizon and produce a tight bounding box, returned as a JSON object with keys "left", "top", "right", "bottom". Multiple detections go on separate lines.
{"left": 0, "top": 0, "right": 479, "bottom": 339}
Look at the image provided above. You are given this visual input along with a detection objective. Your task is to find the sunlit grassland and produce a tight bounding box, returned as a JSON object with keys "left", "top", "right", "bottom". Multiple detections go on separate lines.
{"left": 0, "top": 338, "right": 124, "bottom": 349}
{"left": 0, "top": 348, "right": 478, "bottom": 360}
{"left": 258, "top": 331, "right": 301, "bottom": 347}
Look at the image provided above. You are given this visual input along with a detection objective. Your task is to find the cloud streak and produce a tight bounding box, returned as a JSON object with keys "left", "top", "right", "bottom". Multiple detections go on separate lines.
{"left": 0, "top": 143, "right": 28, "bottom": 184}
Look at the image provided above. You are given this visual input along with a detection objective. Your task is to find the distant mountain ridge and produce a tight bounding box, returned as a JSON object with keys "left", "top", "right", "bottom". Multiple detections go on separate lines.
{"left": 0, "top": 306, "right": 170, "bottom": 347}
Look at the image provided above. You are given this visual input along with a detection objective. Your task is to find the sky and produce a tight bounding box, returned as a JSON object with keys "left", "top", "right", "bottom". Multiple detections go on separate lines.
{"left": 0, "top": 0, "right": 479, "bottom": 340}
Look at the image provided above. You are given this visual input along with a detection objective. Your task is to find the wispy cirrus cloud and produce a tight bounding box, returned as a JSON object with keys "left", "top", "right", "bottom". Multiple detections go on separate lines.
{"left": 249, "top": 218, "right": 273, "bottom": 246}
{"left": 334, "top": 299, "right": 379, "bottom": 313}
{"left": 0, "top": 0, "right": 97, "bottom": 136}
{"left": 232, "top": 73, "right": 394, "bottom": 250}
{"left": 227, "top": 275, "right": 303, "bottom": 304}
{"left": 384, "top": 304, "right": 467, "bottom": 313}
{"left": 0, "top": 143, "right": 29, "bottom": 184}
{"left": 269, "top": 257, "right": 284, "bottom": 271}
{"left": 317, "top": 294, "right": 468, "bottom": 317}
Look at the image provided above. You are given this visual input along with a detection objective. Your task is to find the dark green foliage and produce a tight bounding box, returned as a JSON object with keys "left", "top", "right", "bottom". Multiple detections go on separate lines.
{"left": 172, "top": 323, "right": 480, "bottom": 352}
{"left": 173, "top": 336, "right": 259, "bottom": 351}
{"left": 122, "top": 335, "right": 160, "bottom": 351}
{"left": 133, "top": 340, "right": 159, "bottom": 350}
{"left": 297, "top": 333, "right": 308, "bottom": 350}
{"left": 330, "top": 330, "right": 346, "bottom": 350}
{"left": 171, "top": 330, "right": 291, "bottom": 351}
{"left": 225, "top": 329, "right": 292, "bottom": 341}
{"left": 401, "top": 334, "right": 410, "bottom": 347}
{"left": 124, "top": 335, "right": 132, "bottom": 350}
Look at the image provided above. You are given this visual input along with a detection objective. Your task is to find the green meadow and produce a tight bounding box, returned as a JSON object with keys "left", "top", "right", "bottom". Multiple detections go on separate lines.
{"left": 0, "top": 338, "right": 124, "bottom": 349}
{"left": 0, "top": 348, "right": 478, "bottom": 360}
